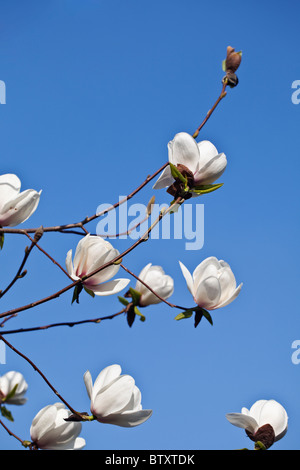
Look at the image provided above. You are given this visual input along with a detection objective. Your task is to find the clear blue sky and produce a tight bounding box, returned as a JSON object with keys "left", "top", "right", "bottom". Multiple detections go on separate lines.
{"left": 0, "top": 0, "right": 299, "bottom": 450}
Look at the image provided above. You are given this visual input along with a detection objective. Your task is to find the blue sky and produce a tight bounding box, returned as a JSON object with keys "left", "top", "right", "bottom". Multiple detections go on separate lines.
{"left": 0, "top": 0, "right": 299, "bottom": 450}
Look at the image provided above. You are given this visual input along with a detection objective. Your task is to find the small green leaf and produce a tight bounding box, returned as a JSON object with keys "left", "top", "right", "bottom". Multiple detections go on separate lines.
{"left": 169, "top": 163, "right": 188, "bottom": 184}
{"left": 0, "top": 233, "right": 4, "bottom": 250}
{"left": 174, "top": 309, "right": 194, "bottom": 321}
{"left": 0, "top": 405, "right": 14, "bottom": 422}
{"left": 72, "top": 284, "right": 83, "bottom": 304}
{"left": 201, "top": 308, "right": 213, "bottom": 326}
{"left": 222, "top": 59, "right": 227, "bottom": 72}
{"left": 118, "top": 296, "right": 130, "bottom": 307}
{"left": 129, "top": 287, "right": 141, "bottom": 306}
{"left": 254, "top": 441, "right": 266, "bottom": 451}
{"left": 3, "top": 384, "right": 18, "bottom": 402}
{"left": 134, "top": 306, "right": 146, "bottom": 322}
{"left": 83, "top": 286, "right": 95, "bottom": 298}
{"left": 192, "top": 183, "right": 223, "bottom": 195}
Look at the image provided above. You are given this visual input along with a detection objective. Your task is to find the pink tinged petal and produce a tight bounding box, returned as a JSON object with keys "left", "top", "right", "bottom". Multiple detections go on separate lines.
{"left": 0, "top": 189, "right": 41, "bottom": 227}
{"left": 215, "top": 283, "right": 243, "bottom": 309}
{"left": 89, "top": 278, "right": 130, "bottom": 296}
{"left": 0, "top": 174, "right": 21, "bottom": 209}
{"left": 168, "top": 132, "right": 200, "bottom": 173}
{"left": 226, "top": 412, "right": 259, "bottom": 434}
{"left": 194, "top": 276, "right": 221, "bottom": 309}
{"left": 92, "top": 375, "right": 135, "bottom": 418}
{"left": 92, "top": 365, "right": 122, "bottom": 397}
{"left": 102, "top": 409, "right": 153, "bottom": 427}
{"left": 179, "top": 261, "right": 194, "bottom": 296}
{"left": 152, "top": 166, "right": 174, "bottom": 190}
{"left": 258, "top": 400, "right": 288, "bottom": 440}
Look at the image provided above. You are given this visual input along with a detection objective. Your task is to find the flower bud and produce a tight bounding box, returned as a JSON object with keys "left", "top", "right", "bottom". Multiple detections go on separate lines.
{"left": 224, "top": 46, "right": 242, "bottom": 74}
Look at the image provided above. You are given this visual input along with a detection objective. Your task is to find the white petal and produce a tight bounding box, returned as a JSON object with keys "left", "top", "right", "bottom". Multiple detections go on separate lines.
{"left": 65, "top": 250, "right": 74, "bottom": 277}
{"left": 83, "top": 371, "right": 93, "bottom": 400}
{"left": 226, "top": 412, "right": 258, "bottom": 434}
{"left": 135, "top": 263, "right": 152, "bottom": 294}
{"left": 92, "top": 364, "right": 122, "bottom": 397}
{"left": 258, "top": 400, "right": 288, "bottom": 441}
{"left": 168, "top": 132, "right": 200, "bottom": 173}
{"left": 0, "top": 174, "right": 21, "bottom": 209}
{"left": 102, "top": 409, "right": 153, "bottom": 427}
{"left": 92, "top": 375, "right": 135, "bottom": 418}
{"left": 0, "top": 189, "right": 41, "bottom": 227}
{"left": 194, "top": 276, "right": 221, "bottom": 309}
{"left": 89, "top": 278, "right": 130, "bottom": 296}
{"left": 215, "top": 283, "right": 242, "bottom": 309}
{"left": 179, "top": 261, "right": 194, "bottom": 296}
{"left": 192, "top": 257, "right": 220, "bottom": 291}
{"left": 152, "top": 166, "right": 174, "bottom": 190}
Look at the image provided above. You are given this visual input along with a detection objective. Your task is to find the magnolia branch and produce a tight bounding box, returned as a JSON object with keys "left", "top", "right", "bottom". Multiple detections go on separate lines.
{"left": 0, "top": 334, "right": 83, "bottom": 420}
{"left": 0, "top": 197, "right": 183, "bottom": 321}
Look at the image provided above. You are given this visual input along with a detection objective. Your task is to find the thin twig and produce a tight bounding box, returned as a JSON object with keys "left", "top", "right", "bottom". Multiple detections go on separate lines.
{"left": 0, "top": 335, "right": 82, "bottom": 419}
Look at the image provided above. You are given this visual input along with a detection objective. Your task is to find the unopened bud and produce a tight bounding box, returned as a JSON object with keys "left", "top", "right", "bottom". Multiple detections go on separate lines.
{"left": 34, "top": 226, "right": 44, "bottom": 243}
{"left": 146, "top": 196, "right": 155, "bottom": 216}
{"left": 224, "top": 46, "right": 242, "bottom": 74}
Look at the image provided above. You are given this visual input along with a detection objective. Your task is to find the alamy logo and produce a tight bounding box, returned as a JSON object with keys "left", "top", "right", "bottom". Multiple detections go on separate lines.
{"left": 291, "top": 80, "right": 300, "bottom": 105}
{"left": 96, "top": 198, "right": 205, "bottom": 251}
{"left": 0, "top": 80, "right": 6, "bottom": 104}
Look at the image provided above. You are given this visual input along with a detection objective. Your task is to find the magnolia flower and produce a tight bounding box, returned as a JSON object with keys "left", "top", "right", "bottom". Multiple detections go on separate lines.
{"left": 0, "top": 174, "right": 41, "bottom": 227}
{"left": 30, "top": 403, "right": 86, "bottom": 450}
{"left": 226, "top": 399, "right": 288, "bottom": 449}
{"left": 0, "top": 371, "right": 28, "bottom": 405}
{"left": 179, "top": 256, "right": 242, "bottom": 310}
{"left": 153, "top": 132, "right": 227, "bottom": 194}
{"left": 84, "top": 364, "right": 152, "bottom": 427}
{"left": 134, "top": 263, "right": 174, "bottom": 306}
{"left": 66, "top": 234, "right": 130, "bottom": 296}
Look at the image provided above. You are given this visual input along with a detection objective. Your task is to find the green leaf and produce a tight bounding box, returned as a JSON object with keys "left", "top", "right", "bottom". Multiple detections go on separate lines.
{"left": 71, "top": 284, "right": 83, "bottom": 304}
{"left": 174, "top": 309, "right": 194, "bottom": 321}
{"left": 222, "top": 59, "right": 227, "bottom": 72}
{"left": 118, "top": 296, "right": 130, "bottom": 307}
{"left": 83, "top": 286, "right": 95, "bottom": 298}
{"left": 201, "top": 308, "right": 213, "bottom": 326}
{"left": 0, "top": 233, "right": 4, "bottom": 250}
{"left": 169, "top": 163, "right": 188, "bottom": 184}
{"left": 134, "top": 306, "right": 146, "bottom": 322}
{"left": 192, "top": 183, "right": 223, "bottom": 195}
{"left": 129, "top": 287, "right": 141, "bottom": 306}
{"left": 2, "top": 384, "right": 18, "bottom": 402}
{"left": 0, "top": 405, "right": 14, "bottom": 422}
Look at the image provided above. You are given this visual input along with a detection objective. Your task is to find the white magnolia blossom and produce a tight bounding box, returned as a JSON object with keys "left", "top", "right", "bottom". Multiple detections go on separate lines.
{"left": 153, "top": 132, "right": 227, "bottom": 193}
{"left": 84, "top": 364, "right": 152, "bottom": 427}
{"left": 30, "top": 403, "right": 86, "bottom": 450}
{"left": 0, "top": 371, "right": 28, "bottom": 405}
{"left": 66, "top": 234, "right": 130, "bottom": 296}
{"left": 135, "top": 263, "right": 174, "bottom": 306}
{"left": 226, "top": 399, "right": 288, "bottom": 445}
{"left": 0, "top": 174, "right": 41, "bottom": 227}
{"left": 179, "top": 256, "right": 242, "bottom": 310}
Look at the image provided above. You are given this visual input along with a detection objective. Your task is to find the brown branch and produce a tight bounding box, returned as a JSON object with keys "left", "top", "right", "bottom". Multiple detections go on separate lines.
{"left": 0, "top": 308, "right": 127, "bottom": 335}
{"left": 0, "top": 197, "right": 182, "bottom": 321}
{"left": 192, "top": 80, "right": 228, "bottom": 139}
{"left": 0, "top": 335, "right": 83, "bottom": 420}
{"left": 0, "top": 162, "right": 168, "bottom": 236}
